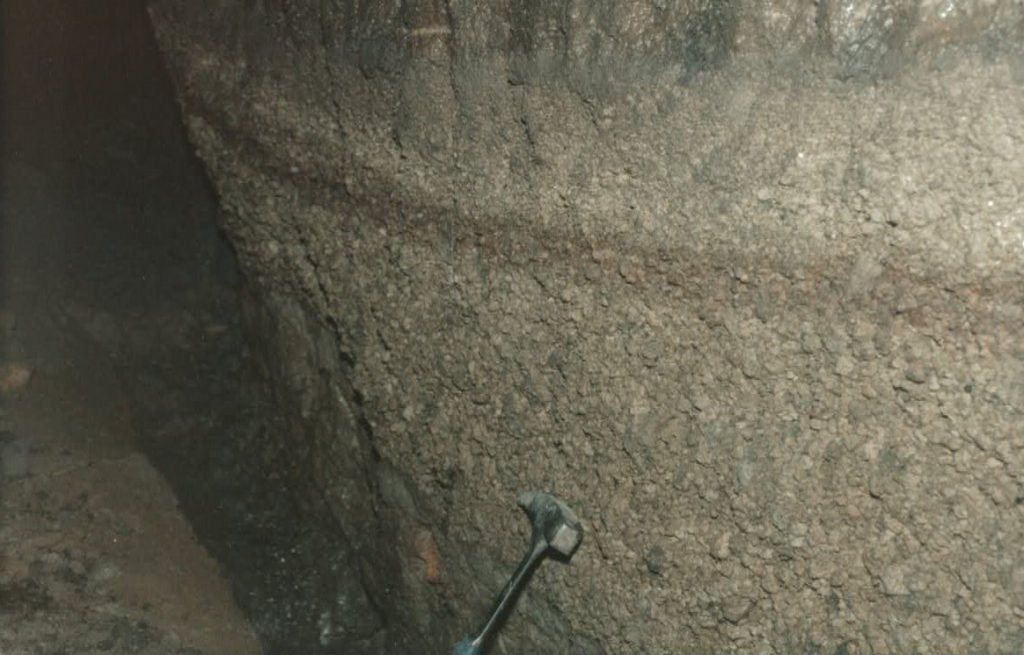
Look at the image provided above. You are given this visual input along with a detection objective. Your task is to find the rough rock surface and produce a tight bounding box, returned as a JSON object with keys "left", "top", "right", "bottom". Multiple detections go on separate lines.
{"left": 148, "top": 1, "right": 1024, "bottom": 653}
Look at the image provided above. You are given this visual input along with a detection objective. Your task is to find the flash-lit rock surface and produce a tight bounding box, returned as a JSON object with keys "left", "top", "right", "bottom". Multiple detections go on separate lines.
{"left": 149, "top": 2, "right": 1024, "bottom": 652}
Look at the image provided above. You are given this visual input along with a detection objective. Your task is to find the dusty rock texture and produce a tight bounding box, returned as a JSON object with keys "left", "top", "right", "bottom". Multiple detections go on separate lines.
{"left": 148, "top": 1, "right": 1024, "bottom": 653}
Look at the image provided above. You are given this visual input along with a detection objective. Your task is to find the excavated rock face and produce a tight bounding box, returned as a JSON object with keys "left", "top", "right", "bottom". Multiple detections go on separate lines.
{"left": 148, "top": 1, "right": 1024, "bottom": 653}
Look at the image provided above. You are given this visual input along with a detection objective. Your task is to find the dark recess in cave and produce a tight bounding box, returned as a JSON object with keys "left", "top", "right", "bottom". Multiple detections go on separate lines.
{"left": 1, "top": 1, "right": 351, "bottom": 653}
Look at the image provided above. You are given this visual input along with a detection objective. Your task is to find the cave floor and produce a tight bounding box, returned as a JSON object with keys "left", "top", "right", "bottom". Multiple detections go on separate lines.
{"left": 0, "top": 337, "right": 261, "bottom": 655}
{"left": 0, "top": 1, "right": 264, "bottom": 653}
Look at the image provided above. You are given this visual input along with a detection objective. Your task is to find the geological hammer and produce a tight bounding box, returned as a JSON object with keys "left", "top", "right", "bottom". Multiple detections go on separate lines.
{"left": 451, "top": 491, "right": 583, "bottom": 655}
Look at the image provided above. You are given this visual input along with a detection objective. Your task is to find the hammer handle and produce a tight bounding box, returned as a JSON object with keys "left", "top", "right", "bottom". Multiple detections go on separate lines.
{"left": 452, "top": 538, "right": 547, "bottom": 654}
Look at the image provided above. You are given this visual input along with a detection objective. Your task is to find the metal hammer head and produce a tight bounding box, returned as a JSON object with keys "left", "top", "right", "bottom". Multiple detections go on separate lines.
{"left": 517, "top": 491, "right": 583, "bottom": 557}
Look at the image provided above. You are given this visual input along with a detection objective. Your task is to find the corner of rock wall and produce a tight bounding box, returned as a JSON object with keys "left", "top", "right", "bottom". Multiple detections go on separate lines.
{"left": 235, "top": 280, "right": 462, "bottom": 651}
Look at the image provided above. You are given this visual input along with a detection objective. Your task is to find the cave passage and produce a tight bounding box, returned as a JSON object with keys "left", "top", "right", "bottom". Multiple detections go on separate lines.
{"left": 0, "top": 2, "right": 338, "bottom": 653}
{"left": 5, "top": 1, "right": 1024, "bottom": 654}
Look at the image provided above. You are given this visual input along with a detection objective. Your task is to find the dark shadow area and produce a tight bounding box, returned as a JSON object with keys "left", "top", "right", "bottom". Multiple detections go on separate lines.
{"left": 1, "top": 1, "right": 352, "bottom": 652}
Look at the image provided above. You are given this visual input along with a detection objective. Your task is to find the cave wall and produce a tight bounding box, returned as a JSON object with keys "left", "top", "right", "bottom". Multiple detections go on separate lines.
{"left": 148, "top": 1, "right": 1024, "bottom": 652}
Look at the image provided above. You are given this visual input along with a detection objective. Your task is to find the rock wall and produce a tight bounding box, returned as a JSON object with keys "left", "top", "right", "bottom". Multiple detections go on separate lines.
{"left": 148, "top": 1, "right": 1024, "bottom": 653}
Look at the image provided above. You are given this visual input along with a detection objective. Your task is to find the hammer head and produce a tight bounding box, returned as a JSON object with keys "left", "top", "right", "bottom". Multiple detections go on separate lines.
{"left": 517, "top": 491, "right": 583, "bottom": 557}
